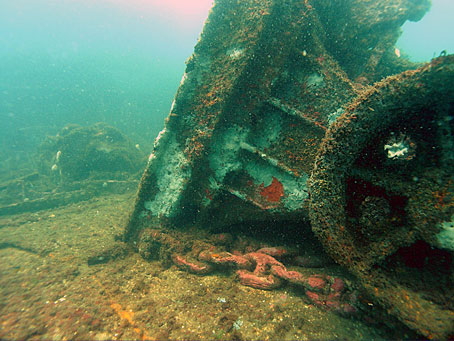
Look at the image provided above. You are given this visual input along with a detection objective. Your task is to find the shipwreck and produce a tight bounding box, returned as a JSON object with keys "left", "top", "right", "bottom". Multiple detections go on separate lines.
{"left": 123, "top": 0, "right": 454, "bottom": 338}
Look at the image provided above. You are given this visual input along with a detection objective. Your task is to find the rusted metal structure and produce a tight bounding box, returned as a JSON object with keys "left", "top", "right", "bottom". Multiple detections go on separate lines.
{"left": 310, "top": 58, "right": 454, "bottom": 339}
{"left": 124, "top": 0, "right": 453, "bottom": 338}
{"left": 125, "top": 0, "right": 430, "bottom": 239}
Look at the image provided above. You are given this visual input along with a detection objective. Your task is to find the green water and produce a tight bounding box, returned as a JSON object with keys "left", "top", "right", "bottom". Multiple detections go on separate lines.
{"left": 0, "top": 1, "right": 453, "bottom": 339}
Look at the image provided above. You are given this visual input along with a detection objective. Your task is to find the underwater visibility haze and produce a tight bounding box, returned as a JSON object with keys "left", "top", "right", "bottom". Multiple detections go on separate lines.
{"left": 0, "top": 0, "right": 213, "bottom": 178}
{"left": 1, "top": 0, "right": 453, "bottom": 340}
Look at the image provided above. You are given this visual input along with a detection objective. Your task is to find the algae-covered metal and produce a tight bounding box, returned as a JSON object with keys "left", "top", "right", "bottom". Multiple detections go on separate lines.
{"left": 125, "top": 0, "right": 428, "bottom": 240}
{"left": 309, "top": 56, "right": 454, "bottom": 339}
{"left": 125, "top": 0, "right": 352, "bottom": 240}
{"left": 124, "top": 0, "right": 454, "bottom": 338}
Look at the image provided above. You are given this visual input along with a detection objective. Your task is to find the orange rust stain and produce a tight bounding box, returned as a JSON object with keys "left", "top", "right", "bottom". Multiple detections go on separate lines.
{"left": 205, "top": 188, "right": 213, "bottom": 201}
{"left": 110, "top": 303, "right": 134, "bottom": 325}
{"left": 434, "top": 180, "right": 453, "bottom": 209}
{"left": 92, "top": 275, "right": 150, "bottom": 340}
{"left": 109, "top": 303, "right": 151, "bottom": 340}
{"left": 260, "top": 177, "right": 284, "bottom": 202}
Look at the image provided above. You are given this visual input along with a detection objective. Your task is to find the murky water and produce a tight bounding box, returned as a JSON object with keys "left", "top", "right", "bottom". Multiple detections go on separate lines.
{"left": 1, "top": 0, "right": 453, "bottom": 339}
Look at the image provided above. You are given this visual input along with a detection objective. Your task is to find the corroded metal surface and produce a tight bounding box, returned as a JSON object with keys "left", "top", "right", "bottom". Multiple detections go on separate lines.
{"left": 125, "top": 0, "right": 427, "bottom": 241}
{"left": 122, "top": 0, "right": 453, "bottom": 337}
{"left": 309, "top": 56, "right": 454, "bottom": 339}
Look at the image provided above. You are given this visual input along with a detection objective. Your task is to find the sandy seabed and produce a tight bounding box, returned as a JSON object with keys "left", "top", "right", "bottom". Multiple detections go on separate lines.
{"left": 0, "top": 192, "right": 405, "bottom": 340}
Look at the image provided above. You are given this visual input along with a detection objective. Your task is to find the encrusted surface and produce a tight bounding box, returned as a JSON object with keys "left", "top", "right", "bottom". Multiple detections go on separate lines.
{"left": 123, "top": 0, "right": 451, "bottom": 338}
{"left": 309, "top": 56, "right": 454, "bottom": 339}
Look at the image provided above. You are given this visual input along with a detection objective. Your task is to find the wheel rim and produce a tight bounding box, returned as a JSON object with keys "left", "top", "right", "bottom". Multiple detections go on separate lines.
{"left": 309, "top": 56, "right": 454, "bottom": 339}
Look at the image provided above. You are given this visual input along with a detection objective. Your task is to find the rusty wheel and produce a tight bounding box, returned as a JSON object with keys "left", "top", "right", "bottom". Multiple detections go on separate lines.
{"left": 309, "top": 56, "right": 454, "bottom": 339}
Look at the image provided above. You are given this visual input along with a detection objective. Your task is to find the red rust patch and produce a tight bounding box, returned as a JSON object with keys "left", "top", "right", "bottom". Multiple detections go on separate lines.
{"left": 260, "top": 176, "right": 284, "bottom": 202}
{"left": 205, "top": 188, "right": 213, "bottom": 201}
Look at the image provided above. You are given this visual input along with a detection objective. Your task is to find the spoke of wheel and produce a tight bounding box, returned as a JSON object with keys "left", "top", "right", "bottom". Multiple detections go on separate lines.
{"left": 349, "top": 167, "right": 416, "bottom": 197}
